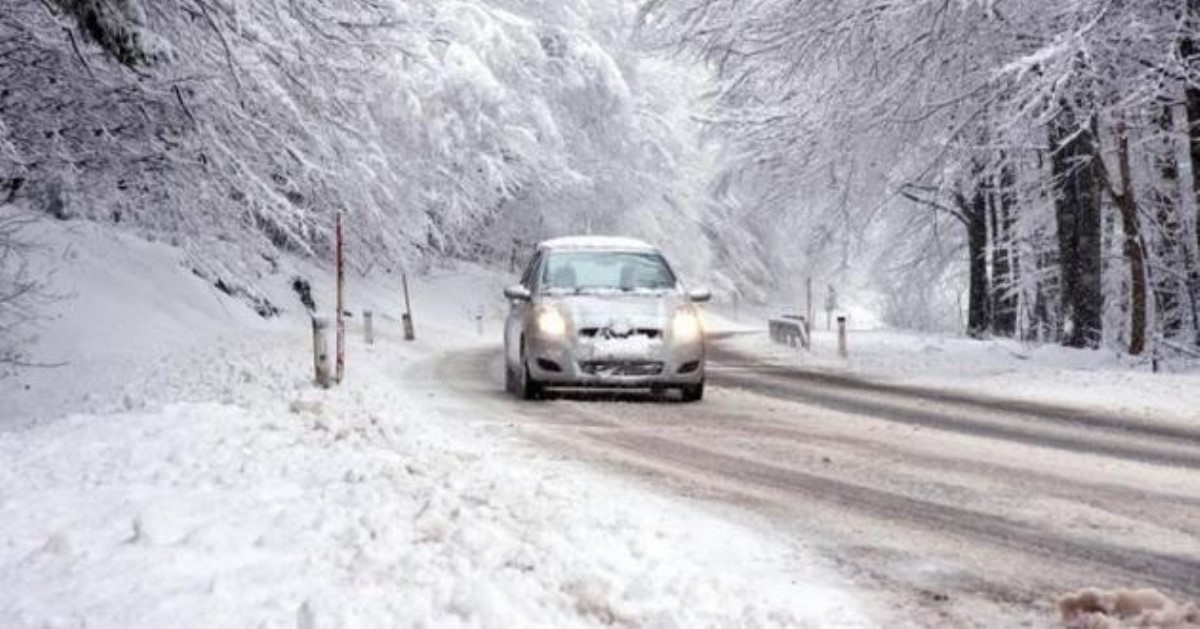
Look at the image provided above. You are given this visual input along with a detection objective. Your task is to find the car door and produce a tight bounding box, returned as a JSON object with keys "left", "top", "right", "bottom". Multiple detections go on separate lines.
{"left": 505, "top": 251, "right": 541, "bottom": 367}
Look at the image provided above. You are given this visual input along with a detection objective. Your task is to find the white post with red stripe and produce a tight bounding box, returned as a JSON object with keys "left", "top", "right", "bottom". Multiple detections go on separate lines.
{"left": 335, "top": 210, "right": 345, "bottom": 383}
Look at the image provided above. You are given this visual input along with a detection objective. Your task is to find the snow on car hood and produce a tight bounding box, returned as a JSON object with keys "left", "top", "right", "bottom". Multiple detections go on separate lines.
{"left": 542, "top": 291, "right": 685, "bottom": 329}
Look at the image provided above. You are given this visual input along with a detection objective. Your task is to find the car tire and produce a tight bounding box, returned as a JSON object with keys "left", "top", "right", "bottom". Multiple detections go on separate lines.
{"left": 679, "top": 380, "right": 704, "bottom": 403}
{"left": 518, "top": 340, "right": 543, "bottom": 400}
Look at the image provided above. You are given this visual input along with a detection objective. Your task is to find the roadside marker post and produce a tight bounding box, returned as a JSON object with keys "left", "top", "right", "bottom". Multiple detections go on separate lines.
{"left": 312, "top": 316, "right": 332, "bottom": 388}
{"left": 401, "top": 272, "right": 415, "bottom": 341}
{"left": 364, "top": 310, "right": 374, "bottom": 345}
{"left": 805, "top": 276, "right": 813, "bottom": 332}
{"left": 837, "top": 315, "right": 848, "bottom": 358}
{"left": 335, "top": 210, "right": 345, "bottom": 383}
{"left": 826, "top": 284, "right": 839, "bottom": 331}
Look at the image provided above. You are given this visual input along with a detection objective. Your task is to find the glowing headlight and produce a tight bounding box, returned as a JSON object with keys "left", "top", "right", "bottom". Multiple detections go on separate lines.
{"left": 535, "top": 308, "right": 568, "bottom": 336}
{"left": 672, "top": 309, "right": 702, "bottom": 341}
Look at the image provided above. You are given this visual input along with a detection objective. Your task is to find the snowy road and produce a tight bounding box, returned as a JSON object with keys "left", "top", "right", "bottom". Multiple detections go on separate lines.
{"left": 429, "top": 335, "right": 1200, "bottom": 626}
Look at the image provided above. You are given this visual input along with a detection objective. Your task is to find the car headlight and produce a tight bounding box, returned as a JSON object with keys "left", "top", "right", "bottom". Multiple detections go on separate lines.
{"left": 535, "top": 308, "right": 568, "bottom": 336}
{"left": 672, "top": 308, "right": 702, "bottom": 341}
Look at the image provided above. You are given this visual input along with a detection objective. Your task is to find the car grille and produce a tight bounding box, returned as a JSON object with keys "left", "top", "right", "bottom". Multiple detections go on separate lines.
{"left": 580, "top": 361, "right": 664, "bottom": 376}
{"left": 579, "top": 327, "right": 661, "bottom": 339}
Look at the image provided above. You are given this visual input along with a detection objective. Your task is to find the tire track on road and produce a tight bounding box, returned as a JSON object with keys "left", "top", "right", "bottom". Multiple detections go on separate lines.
{"left": 426, "top": 342, "right": 1200, "bottom": 623}
{"left": 578, "top": 429, "right": 1200, "bottom": 597}
{"left": 708, "top": 344, "right": 1200, "bottom": 469}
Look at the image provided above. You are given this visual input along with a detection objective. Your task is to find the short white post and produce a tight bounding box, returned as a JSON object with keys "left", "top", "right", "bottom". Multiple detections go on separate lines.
{"left": 837, "top": 315, "right": 847, "bottom": 358}
{"left": 401, "top": 313, "right": 414, "bottom": 341}
{"left": 312, "top": 316, "right": 332, "bottom": 388}
{"left": 806, "top": 276, "right": 813, "bottom": 331}
{"left": 363, "top": 310, "right": 374, "bottom": 345}
{"left": 475, "top": 305, "right": 484, "bottom": 336}
{"left": 401, "top": 273, "right": 415, "bottom": 341}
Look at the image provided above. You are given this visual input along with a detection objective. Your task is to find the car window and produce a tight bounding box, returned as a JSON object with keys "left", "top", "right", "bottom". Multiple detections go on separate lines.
{"left": 540, "top": 251, "right": 676, "bottom": 294}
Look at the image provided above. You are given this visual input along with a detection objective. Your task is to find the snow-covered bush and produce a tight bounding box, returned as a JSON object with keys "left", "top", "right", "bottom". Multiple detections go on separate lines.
{"left": 0, "top": 207, "right": 55, "bottom": 374}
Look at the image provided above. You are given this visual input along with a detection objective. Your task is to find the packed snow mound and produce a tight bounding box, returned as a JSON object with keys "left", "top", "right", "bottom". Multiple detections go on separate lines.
{"left": 1059, "top": 588, "right": 1199, "bottom": 628}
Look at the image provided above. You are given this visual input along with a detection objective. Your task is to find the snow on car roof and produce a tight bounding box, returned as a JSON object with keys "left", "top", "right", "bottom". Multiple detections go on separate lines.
{"left": 537, "top": 236, "right": 658, "bottom": 252}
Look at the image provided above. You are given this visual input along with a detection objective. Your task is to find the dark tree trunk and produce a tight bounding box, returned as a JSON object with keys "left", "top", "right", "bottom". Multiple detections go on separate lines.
{"left": 1025, "top": 149, "right": 1060, "bottom": 343}
{"left": 962, "top": 186, "right": 990, "bottom": 338}
{"left": 989, "top": 163, "right": 1018, "bottom": 337}
{"left": 1048, "top": 101, "right": 1104, "bottom": 349}
{"left": 1114, "top": 118, "right": 1147, "bottom": 355}
{"left": 1181, "top": 17, "right": 1200, "bottom": 345}
{"left": 1029, "top": 239, "right": 1061, "bottom": 344}
{"left": 51, "top": 0, "right": 147, "bottom": 67}
{"left": 1150, "top": 105, "right": 1186, "bottom": 340}
{"left": 987, "top": 189, "right": 1003, "bottom": 332}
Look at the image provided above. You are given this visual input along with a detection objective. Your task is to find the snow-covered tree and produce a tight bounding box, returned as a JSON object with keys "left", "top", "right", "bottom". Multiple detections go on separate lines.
{"left": 644, "top": 0, "right": 1200, "bottom": 358}
{"left": 1, "top": 0, "right": 731, "bottom": 317}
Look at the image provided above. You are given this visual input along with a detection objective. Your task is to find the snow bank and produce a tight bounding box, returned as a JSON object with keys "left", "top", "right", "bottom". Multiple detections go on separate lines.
{"left": 1, "top": 333, "right": 862, "bottom": 627}
{"left": 716, "top": 314, "right": 1200, "bottom": 427}
{"left": 0, "top": 221, "right": 868, "bottom": 628}
{"left": 0, "top": 217, "right": 510, "bottom": 427}
{"left": 0, "top": 219, "right": 273, "bottom": 426}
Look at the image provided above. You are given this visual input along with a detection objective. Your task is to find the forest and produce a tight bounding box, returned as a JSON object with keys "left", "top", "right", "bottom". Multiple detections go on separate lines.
{"left": 1, "top": 0, "right": 733, "bottom": 343}
{"left": 4, "top": 0, "right": 1200, "bottom": 363}
{"left": 641, "top": 0, "right": 1200, "bottom": 360}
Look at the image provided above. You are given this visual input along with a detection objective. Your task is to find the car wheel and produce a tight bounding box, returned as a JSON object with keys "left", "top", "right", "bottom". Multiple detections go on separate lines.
{"left": 679, "top": 379, "right": 704, "bottom": 402}
{"left": 518, "top": 339, "right": 543, "bottom": 400}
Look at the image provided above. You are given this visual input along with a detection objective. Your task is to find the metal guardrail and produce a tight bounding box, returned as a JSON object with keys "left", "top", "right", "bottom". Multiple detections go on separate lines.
{"left": 768, "top": 314, "right": 810, "bottom": 349}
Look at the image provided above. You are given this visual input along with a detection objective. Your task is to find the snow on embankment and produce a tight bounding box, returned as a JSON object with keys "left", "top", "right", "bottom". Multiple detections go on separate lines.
{"left": 0, "top": 218, "right": 273, "bottom": 424}
{"left": 718, "top": 315, "right": 1200, "bottom": 428}
{"left": 0, "top": 221, "right": 867, "bottom": 627}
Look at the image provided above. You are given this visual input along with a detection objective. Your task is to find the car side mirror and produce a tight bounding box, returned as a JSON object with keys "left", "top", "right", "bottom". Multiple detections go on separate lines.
{"left": 687, "top": 287, "right": 712, "bottom": 303}
{"left": 504, "top": 284, "right": 532, "bottom": 301}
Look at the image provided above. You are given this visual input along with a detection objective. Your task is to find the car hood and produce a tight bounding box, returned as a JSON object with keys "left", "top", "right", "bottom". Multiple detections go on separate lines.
{"left": 543, "top": 292, "right": 686, "bottom": 329}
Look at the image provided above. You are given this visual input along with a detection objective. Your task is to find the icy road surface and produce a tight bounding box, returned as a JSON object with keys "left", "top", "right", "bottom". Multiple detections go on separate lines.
{"left": 429, "top": 336, "right": 1200, "bottom": 627}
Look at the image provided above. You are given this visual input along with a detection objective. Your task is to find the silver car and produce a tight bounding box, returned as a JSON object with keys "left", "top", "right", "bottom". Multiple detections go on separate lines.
{"left": 503, "top": 236, "right": 711, "bottom": 401}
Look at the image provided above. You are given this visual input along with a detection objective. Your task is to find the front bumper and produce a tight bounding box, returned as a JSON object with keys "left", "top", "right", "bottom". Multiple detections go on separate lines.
{"left": 526, "top": 332, "right": 705, "bottom": 387}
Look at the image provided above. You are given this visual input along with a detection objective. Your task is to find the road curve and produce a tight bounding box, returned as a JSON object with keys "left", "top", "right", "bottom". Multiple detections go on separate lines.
{"left": 417, "top": 336, "right": 1200, "bottom": 627}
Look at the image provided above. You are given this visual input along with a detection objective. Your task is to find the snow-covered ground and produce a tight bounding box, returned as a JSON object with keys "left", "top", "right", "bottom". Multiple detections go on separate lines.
{"left": 710, "top": 304, "right": 1200, "bottom": 428}
{"left": 0, "top": 220, "right": 867, "bottom": 628}
{"left": 8, "top": 219, "right": 1197, "bottom": 628}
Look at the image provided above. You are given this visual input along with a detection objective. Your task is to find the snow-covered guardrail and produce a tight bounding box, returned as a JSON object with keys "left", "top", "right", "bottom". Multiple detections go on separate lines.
{"left": 768, "top": 315, "right": 810, "bottom": 350}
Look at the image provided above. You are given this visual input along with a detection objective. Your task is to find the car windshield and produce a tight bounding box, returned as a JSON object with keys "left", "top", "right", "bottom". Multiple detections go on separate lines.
{"left": 541, "top": 250, "right": 676, "bottom": 295}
